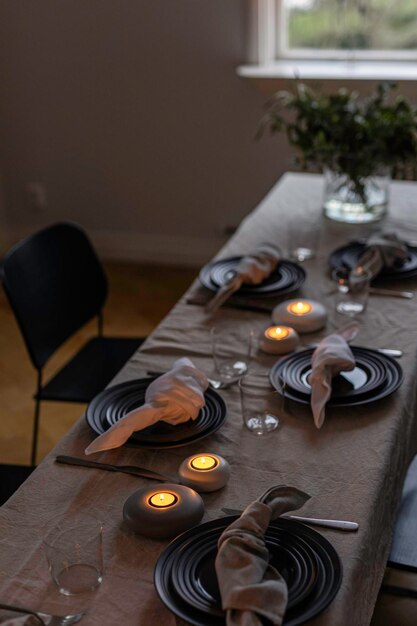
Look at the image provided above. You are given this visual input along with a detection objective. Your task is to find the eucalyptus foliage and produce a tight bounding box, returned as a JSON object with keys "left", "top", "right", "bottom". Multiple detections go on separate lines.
{"left": 259, "top": 82, "right": 417, "bottom": 199}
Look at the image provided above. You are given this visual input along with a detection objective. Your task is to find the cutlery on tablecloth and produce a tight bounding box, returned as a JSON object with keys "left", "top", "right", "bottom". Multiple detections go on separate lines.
{"left": 326, "top": 285, "right": 414, "bottom": 300}
{"left": 221, "top": 507, "right": 359, "bottom": 531}
{"left": 369, "top": 287, "right": 414, "bottom": 299}
{"left": 55, "top": 455, "right": 176, "bottom": 482}
{"left": 186, "top": 295, "right": 273, "bottom": 314}
{"left": 304, "top": 344, "right": 403, "bottom": 358}
{"left": 375, "top": 348, "right": 403, "bottom": 358}
{"left": 146, "top": 370, "right": 236, "bottom": 390}
{"left": 0, "top": 603, "right": 85, "bottom": 626}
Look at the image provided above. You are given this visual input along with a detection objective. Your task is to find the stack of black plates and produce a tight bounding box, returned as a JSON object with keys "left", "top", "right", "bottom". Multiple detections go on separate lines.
{"left": 86, "top": 377, "right": 227, "bottom": 449}
{"left": 199, "top": 257, "right": 306, "bottom": 297}
{"left": 270, "top": 347, "right": 403, "bottom": 407}
{"left": 329, "top": 241, "right": 417, "bottom": 281}
{"left": 154, "top": 516, "right": 342, "bottom": 626}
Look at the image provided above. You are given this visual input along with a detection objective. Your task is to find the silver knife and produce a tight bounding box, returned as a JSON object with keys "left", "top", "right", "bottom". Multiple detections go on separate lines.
{"left": 221, "top": 507, "right": 359, "bottom": 531}
{"left": 55, "top": 455, "right": 176, "bottom": 482}
{"left": 304, "top": 345, "right": 403, "bottom": 358}
{"left": 369, "top": 287, "right": 414, "bottom": 299}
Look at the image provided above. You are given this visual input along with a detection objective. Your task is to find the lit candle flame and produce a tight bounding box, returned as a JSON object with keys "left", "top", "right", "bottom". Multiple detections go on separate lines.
{"left": 287, "top": 301, "right": 312, "bottom": 315}
{"left": 148, "top": 492, "right": 177, "bottom": 507}
{"left": 190, "top": 455, "right": 218, "bottom": 471}
{"left": 265, "top": 326, "right": 290, "bottom": 340}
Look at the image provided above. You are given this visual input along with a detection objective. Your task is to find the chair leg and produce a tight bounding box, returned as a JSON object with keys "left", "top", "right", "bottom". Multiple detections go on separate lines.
{"left": 31, "top": 372, "right": 42, "bottom": 466}
{"left": 31, "top": 397, "right": 40, "bottom": 466}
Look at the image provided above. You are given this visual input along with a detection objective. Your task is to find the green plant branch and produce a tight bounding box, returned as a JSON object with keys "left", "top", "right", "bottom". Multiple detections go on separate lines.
{"left": 259, "top": 82, "right": 417, "bottom": 202}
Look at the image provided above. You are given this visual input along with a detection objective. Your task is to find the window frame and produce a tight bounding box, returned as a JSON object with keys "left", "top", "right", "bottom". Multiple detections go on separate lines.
{"left": 263, "top": 0, "right": 417, "bottom": 63}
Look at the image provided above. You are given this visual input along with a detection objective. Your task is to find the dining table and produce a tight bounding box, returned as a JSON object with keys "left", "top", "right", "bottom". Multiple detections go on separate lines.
{"left": 1, "top": 172, "right": 417, "bottom": 626}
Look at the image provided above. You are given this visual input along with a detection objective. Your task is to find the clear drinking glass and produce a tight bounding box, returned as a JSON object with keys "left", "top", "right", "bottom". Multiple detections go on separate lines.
{"left": 44, "top": 514, "right": 104, "bottom": 596}
{"left": 239, "top": 374, "right": 281, "bottom": 435}
{"left": 211, "top": 327, "right": 254, "bottom": 384}
{"left": 333, "top": 268, "right": 371, "bottom": 317}
{"left": 288, "top": 214, "right": 321, "bottom": 262}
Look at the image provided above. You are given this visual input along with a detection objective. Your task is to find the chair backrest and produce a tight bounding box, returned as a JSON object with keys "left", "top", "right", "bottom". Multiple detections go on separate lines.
{"left": 2, "top": 222, "right": 108, "bottom": 370}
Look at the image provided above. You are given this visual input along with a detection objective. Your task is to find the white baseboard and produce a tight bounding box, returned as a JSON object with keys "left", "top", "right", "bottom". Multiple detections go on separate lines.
{"left": 3, "top": 225, "right": 227, "bottom": 267}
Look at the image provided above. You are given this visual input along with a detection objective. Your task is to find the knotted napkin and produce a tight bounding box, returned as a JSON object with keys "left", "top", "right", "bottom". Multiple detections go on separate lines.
{"left": 353, "top": 231, "right": 408, "bottom": 280}
{"left": 205, "top": 244, "right": 282, "bottom": 314}
{"left": 215, "top": 485, "right": 311, "bottom": 626}
{"left": 85, "top": 357, "right": 208, "bottom": 454}
{"left": 309, "top": 324, "right": 358, "bottom": 429}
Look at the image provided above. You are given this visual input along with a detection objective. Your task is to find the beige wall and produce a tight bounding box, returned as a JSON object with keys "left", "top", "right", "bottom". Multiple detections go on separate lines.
{"left": 0, "top": 174, "right": 8, "bottom": 253}
{"left": 0, "top": 0, "right": 289, "bottom": 264}
{"left": 1, "top": 1, "right": 416, "bottom": 264}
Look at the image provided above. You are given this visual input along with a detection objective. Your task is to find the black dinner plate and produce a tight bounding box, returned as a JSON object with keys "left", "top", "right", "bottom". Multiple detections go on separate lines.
{"left": 279, "top": 348, "right": 387, "bottom": 400}
{"left": 86, "top": 377, "right": 227, "bottom": 449}
{"left": 199, "top": 257, "right": 306, "bottom": 297}
{"left": 329, "top": 241, "right": 417, "bottom": 280}
{"left": 154, "top": 516, "right": 342, "bottom": 626}
{"left": 270, "top": 347, "right": 403, "bottom": 408}
{"left": 172, "top": 527, "right": 318, "bottom": 616}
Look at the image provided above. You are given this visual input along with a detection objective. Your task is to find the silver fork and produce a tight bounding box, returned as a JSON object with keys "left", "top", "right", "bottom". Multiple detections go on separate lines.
{"left": 0, "top": 603, "right": 85, "bottom": 625}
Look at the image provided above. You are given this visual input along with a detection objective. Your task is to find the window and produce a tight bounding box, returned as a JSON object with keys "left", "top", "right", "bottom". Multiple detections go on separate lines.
{"left": 239, "top": 1, "right": 417, "bottom": 80}
{"left": 279, "top": 0, "right": 417, "bottom": 60}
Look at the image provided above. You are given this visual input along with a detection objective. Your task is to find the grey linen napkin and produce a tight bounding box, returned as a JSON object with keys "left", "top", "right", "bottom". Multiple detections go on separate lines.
{"left": 205, "top": 244, "right": 282, "bottom": 314}
{"left": 215, "top": 485, "right": 311, "bottom": 626}
{"left": 85, "top": 357, "right": 208, "bottom": 454}
{"left": 353, "top": 231, "right": 408, "bottom": 279}
{"left": 309, "top": 324, "right": 358, "bottom": 429}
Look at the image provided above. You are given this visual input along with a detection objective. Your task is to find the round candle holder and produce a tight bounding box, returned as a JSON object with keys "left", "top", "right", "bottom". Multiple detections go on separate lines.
{"left": 178, "top": 453, "right": 230, "bottom": 492}
{"left": 123, "top": 483, "right": 204, "bottom": 540}
{"left": 259, "top": 325, "right": 300, "bottom": 355}
{"left": 272, "top": 299, "right": 327, "bottom": 334}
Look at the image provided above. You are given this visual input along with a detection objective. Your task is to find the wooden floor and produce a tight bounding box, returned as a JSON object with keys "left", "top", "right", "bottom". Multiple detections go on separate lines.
{"left": 0, "top": 262, "right": 197, "bottom": 465}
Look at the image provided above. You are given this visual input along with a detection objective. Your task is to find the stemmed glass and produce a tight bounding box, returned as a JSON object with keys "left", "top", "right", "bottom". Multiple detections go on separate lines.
{"left": 210, "top": 327, "right": 255, "bottom": 388}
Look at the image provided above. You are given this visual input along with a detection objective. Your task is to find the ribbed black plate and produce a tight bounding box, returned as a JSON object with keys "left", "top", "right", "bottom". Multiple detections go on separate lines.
{"left": 199, "top": 257, "right": 306, "bottom": 297}
{"left": 278, "top": 349, "right": 387, "bottom": 399}
{"left": 86, "top": 377, "right": 227, "bottom": 449}
{"left": 172, "top": 527, "right": 317, "bottom": 616}
{"left": 329, "top": 242, "right": 417, "bottom": 280}
{"left": 154, "top": 516, "right": 342, "bottom": 626}
{"left": 270, "top": 347, "right": 403, "bottom": 408}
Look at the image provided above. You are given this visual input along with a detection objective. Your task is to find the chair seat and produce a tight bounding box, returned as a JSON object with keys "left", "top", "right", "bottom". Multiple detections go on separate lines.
{"left": 0, "top": 464, "right": 34, "bottom": 506}
{"left": 37, "top": 336, "right": 144, "bottom": 403}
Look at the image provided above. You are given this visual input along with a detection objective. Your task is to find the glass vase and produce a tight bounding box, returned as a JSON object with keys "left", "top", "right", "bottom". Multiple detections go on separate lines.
{"left": 323, "top": 168, "right": 390, "bottom": 224}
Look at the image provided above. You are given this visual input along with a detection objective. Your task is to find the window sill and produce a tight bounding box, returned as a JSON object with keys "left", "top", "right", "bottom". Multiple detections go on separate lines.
{"left": 237, "top": 60, "right": 417, "bottom": 82}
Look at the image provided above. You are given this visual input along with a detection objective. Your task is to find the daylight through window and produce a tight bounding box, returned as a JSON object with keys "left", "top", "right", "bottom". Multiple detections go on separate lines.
{"left": 279, "top": 0, "right": 417, "bottom": 59}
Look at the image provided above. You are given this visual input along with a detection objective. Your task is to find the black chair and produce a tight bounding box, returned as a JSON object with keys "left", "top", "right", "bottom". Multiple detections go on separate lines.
{"left": 370, "top": 456, "right": 417, "bottom": 624}
{"left": 0, "top": 464, "right": 34, "bottom": 506}
{"left": 2, "top": 222, "right": 145, "bottom": 466}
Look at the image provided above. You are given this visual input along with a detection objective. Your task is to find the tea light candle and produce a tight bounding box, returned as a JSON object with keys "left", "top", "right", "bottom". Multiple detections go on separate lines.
{"left": 179, "top": 453, "right": 230, "bottom": 492}
{"left": 288, "top": 301, "right": 312, "bottom": 315}
{"left": 259, "top": 325, "right": 300, "bottom": 355}
{"left": 123, "top": 483, "right": 204, "bottom": 539}
{"left": 272, "top": 299, "right": 327, "bottom": 333}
